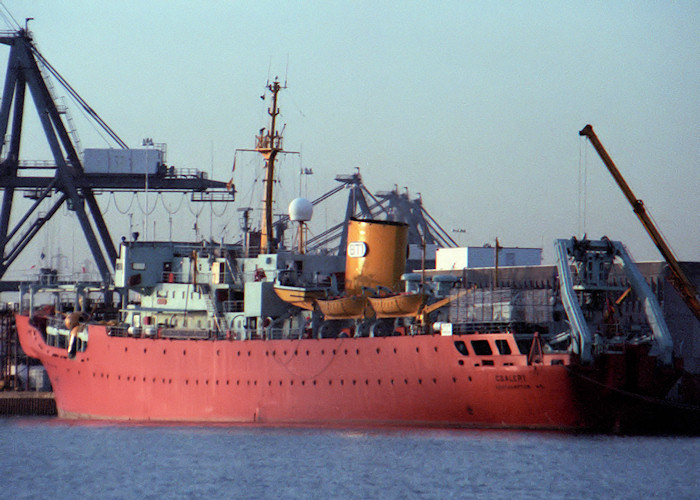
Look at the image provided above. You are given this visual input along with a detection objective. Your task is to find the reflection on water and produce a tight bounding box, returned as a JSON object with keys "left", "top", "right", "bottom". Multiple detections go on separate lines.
{"left": 2, "top": 417, "right": 698, "bottom": 499}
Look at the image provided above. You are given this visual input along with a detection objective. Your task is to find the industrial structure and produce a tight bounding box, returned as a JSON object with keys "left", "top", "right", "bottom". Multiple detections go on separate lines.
{"left": 0, "top": 29, "right": 231, "bottom": 292}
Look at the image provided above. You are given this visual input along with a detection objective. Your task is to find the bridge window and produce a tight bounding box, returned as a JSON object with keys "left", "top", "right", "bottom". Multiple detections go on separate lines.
{"left": 471, "top": 340, "right": 492, "bottom": 356}
{"left": 453, "top": 341, "right": 469, "bottom": 356}
{"left": 495, "top": 339, "right": 511, "bottom": 355}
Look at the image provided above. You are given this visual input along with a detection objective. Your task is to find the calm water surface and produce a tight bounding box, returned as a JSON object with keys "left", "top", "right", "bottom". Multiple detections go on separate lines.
{"left": 1, "top": 418, "right": 698, "bottom": 499}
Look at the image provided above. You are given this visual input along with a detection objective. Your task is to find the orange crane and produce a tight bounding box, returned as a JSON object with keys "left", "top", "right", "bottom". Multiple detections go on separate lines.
{"left": 579, "top": 124, "right": 700, "bottom": 322}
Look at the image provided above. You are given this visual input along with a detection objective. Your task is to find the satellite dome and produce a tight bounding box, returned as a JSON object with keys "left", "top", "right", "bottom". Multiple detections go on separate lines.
{"left": 288, "top": 197, "right": 313, "bottom": 222}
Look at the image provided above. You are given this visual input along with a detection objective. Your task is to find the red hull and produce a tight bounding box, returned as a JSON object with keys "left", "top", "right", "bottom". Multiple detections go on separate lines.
{"left": 15, "top": 314, "right": 682, "bottom": 431}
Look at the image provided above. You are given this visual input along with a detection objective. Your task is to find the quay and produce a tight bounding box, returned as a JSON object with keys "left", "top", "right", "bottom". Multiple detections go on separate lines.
{"left": 0, "top": 392, "right": 57, "bottom": 416}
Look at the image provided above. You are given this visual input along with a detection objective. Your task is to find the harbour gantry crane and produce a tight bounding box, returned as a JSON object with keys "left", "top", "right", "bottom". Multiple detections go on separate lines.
{"left": 579, "top": 124, "right": 700, "bottom": 322}
{"left": 0, "top": 29, "right": 232, "bottom": 291}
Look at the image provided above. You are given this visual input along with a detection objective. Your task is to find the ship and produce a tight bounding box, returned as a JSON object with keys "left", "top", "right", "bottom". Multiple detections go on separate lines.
{"left": 13, "top": 82, "right": 699, "bottom": 433}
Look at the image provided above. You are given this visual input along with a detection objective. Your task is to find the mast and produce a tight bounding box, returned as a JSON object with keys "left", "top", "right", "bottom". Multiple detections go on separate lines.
{"left": 579, "top": 124, "right": 700, "bottom": 321}
{"left": 256, "top": 79, "right": 284, "bottom": 254}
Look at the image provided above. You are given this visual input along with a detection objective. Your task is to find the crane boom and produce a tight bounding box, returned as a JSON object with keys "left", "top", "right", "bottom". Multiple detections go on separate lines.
{"left": 579, "top": 124, "right": 700, "bottom": 322}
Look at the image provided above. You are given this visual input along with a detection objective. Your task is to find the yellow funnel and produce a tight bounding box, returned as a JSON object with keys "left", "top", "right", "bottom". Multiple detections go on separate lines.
{"left": 344, "top": 218, "right": 408, "bottom": 295}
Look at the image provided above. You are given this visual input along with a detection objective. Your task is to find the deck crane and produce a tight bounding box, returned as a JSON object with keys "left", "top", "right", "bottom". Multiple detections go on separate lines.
{"left": 579, "top": 124, "right": 700, "bottom": 322}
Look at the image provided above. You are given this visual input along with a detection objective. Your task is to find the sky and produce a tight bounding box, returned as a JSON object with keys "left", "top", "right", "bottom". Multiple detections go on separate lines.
{"left": 0, "top": 1, "right": 698, "bottom": 279}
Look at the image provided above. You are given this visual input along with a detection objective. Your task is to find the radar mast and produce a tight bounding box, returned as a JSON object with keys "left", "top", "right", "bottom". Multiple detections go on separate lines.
{"left": 255, "top": 79, "right": 284, "bottom": 254}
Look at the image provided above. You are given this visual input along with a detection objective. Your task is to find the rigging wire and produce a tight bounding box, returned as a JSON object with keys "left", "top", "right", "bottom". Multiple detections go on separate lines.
{"left": 186, "top": 197, "right": 205, "bottom": 217}
{"left": 284, "top": 88, "right": 307, "bottom": 119}
{"left": 211, "top": 202, "right": 229, "bottom": 218}
{"left": 99, "top": 192, "right": 112, "bottom": 215}
{"left": 161, "top": 192, "right": 186, "bottom": 214}
{"left": 30, "top": 46, "right": 128, "bottom": 149}
{"left": 646, "top": 205, "right": 681, "bottom": 262}
{"left": 578, "top": 136, "right": 588, "bottom": 238}
{"left": 578, "top": 137, "right": 582, "bottom": 237}
{"left": 134, "top": 192, "right": 158, "bottom": 216}
{"left": 583, "top": 137, "right": 588, "bottom": 236}
{"left": 0, "top": 3, "right": 20, "bottom": 31}
{"left": 56, "top": 78, "right": 113, "bottom": 149}
{"left": 112, "top": 192, "right": 136, "bottom": 214}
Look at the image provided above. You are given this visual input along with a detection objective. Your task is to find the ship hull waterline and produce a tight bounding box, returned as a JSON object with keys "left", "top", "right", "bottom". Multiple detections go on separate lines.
{"left": 15, "top": 314, "right": 681, "bottom": 432}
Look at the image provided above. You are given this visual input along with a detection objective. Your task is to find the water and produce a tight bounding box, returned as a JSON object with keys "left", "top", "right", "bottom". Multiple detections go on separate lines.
{"left": 1, "top": 418, "right": 698, "bottom": 499}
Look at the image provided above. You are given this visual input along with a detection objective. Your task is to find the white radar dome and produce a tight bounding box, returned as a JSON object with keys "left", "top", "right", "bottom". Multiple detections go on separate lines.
{"left": 288, "top": 197, "right": 313, "bottom": 222}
